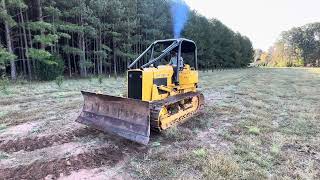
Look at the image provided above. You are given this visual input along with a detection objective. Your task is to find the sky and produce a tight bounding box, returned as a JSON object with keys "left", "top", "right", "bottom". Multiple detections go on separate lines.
{"left": 184, "top": 0, "right": 320, "bottom": 50}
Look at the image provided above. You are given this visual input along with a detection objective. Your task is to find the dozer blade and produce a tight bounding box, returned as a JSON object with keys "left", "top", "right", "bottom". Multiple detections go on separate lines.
{"left": 76, "top": 91, "right": 150, "bottom": 145}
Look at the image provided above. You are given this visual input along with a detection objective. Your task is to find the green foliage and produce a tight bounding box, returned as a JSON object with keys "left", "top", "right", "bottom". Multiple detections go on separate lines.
{"left": 97, "top": 75, "right": 103, "bottom": 84}
{"left": 57, "top": 32, "right": 71, "bottom": 39}
{"left": 0, "top": 111, "right": 8, "bottom": 118}
{"left": 55, "top": 76, "right": 64, "bottom": 88}
{"left": 0, "top": 152, "right": 9, "bottom": 160}
{"left": 248, "top": 126, "right": 260, "bottom": 135}
{"left": 101, "top": 45, "right": 112, "bottom": 52}
{"left": 271, "top": 143, "right": 280, "bottom": 155}
{"left": 33, "top": 34, "right": 59, "bottom": 46}
{"left": 276, "top": 61, "right": 289, "bottom": 67}
{"left": 34, "top": 54, "right": 64, "bottom": 81}
{"left": 62, "top": 46, "right": 83, "bottom": 55}
{"left": 80, "top": 60, "right": 93, "bottom": 69}
{"left": 0, "top": 11, "right": 16, "bottom": 27}
{"left": 6, "top": 0, "right": 27, "bottom": 9}
{"left": 0, "top": 1, "right": 17, "bottom": 27}
{"left": 94, "top": 50, "right": 108, "bottom": 59}
{"left": 0, "top": 47, "right": 16, "bottom": 69}
{"left": 260, "top": 22, "right": 320, "bottom": 67}
{"left": 0, "top": 75, "right": 10, "bottom": 94}
{"left": 193, "top": 148, "right": 207, "bottom": 158}
{"left": 296, "top": 58, "right": 304, "bottom": 67}
{"left": 281, "top": 23, "right": 320, "bottom": 66}
{"left": 267, "top": 42, "right": 305, "bottom": 67}
{"left": 44, "top": 6, "right": 62, "bottom": 17}
{"left": 184, "top": 12, "right": 254, "bottom": 69}
{"left": 0, "top": 123, "right": 6, "bottom": 131}
{"left": 1, "top": 0, "right": 256, "bottom": 80}
{"left": 28, "top": 21, "right": 55, "bottom": 32}
{"left": 84, "top": 25, "right": 97, "bottom": 38}
{"left": 27, "top": 48, "right": 52, "bottom": 62}
{"left": 57, "top": 23, "right": 84, "bottom": 33}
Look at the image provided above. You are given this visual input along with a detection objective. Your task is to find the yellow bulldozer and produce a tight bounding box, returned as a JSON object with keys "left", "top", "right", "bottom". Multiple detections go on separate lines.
{"left": 76, "top": 38, "right": 204, "bottom": 144}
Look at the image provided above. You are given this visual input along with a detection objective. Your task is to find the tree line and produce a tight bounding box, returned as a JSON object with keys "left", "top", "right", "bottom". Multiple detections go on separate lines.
{"left": 255, "top": 22, "right": 320, "bottom": 67}
{"left": 0, "top": 0, "right": 254, "bottom": 81}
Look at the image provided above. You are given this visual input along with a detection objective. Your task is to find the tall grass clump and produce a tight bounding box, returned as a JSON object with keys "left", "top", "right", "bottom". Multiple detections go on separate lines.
{"left": 55, "top": 76, "right": 64, "bottom": 88}
{"left": 0, "top": 75, "right": 10, "bottom": 94}
{"left": 97, "top": 75, "right": 103, "bottom": 84}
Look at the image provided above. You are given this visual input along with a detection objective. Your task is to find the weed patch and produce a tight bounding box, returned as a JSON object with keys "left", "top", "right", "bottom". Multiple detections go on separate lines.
{"left": 183, "top": 107, "right": 215, "bottom": 130}
{"left": 271, "top": 143, "right": 281, "bottom": 156}
{"left": 279, "top": 119, "right": 319, "bottom": 137}
{"left": 248, "top": 126, "right": 260, "bottom": 135}
{"left": 0, "top": 151, "right": 9, "bottom": 160}
{"left": 54, "top": 76, "right": 64, "bottom": 88}
{"left": 97, "top": 75, "right": 103, "bottom": 84}
{"left": 163, "top": 126, "right": 194, "bottom": 141}
{"left": 0, "top": 111, "right": 8, "bottom": 118}
{"left": 130, "top": 147, "right": 243, "bottom": 179}
{"left": 0, "top": 124, "right": 7, "bottom": 131}
{"left": 0, "top": 75, "right": 10, "bottom": 94}
{"left": 193, "top": 148, "right": 207, "bottom": 158}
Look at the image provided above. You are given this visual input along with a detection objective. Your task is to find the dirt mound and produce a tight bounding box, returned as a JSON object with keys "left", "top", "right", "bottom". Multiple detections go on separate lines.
{"left": 0, "top": 146, "right": 124, "bottom": 179}
{"left": 0, "top": 128, "right": 100, "bottom": 153}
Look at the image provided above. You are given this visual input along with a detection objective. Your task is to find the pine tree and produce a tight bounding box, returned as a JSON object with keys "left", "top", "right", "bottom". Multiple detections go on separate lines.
{"left": 1, "top": 0, "right": 17, "bottom": 80}
{"left": 0, "top": 0, "right": 255, "bottom": 80}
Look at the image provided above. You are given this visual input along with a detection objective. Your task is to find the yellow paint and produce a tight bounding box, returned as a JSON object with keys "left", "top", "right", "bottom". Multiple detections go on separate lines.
{"left": 141, "top": 69, "right": 154, "bottom": 101}
{"left": 179, "top": 64, "right": 198, "bottom": 92}
{"left": 127, "top": 63, "right": 200, "bottom": 131}
{"left": 159, "top": 96, "right": 200, "bottom": 130}
{"left": 128, "top": 64, "right": 198, "bottom": 102}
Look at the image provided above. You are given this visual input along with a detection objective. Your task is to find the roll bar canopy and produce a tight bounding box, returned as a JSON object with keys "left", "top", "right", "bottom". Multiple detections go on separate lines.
{"left": 128, "top": 38, "right": 198, "bottom": 70}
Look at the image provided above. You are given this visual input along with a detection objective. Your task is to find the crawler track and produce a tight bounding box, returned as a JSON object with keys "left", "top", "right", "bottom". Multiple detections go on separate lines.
{"left": 150, "top": 91, "right": 205, "bottom": 132}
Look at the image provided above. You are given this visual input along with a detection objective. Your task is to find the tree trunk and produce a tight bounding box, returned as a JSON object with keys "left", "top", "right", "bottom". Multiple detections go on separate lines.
{"left": 35, "top": 0, "right": 43, "bottom": 21}
{"left": 26, "top": 11, "right": 36, "bottom": 70}
{"left": 79, "top": 33, "right": 87, "bottom": 77}
{"left": 78, "top": 11, "right": 87, "bottom": 77}
{"left": 2, "top": 0, "right": 16, "bottom": 81}
{"left": 35, "top": 0, "right": 45, "bottom": 49}
{"left": 71, "top": 32, "right": 77, "bottom": 75}
{"left": 99, "top": 28, "right": 103, "bottom": 74}
{"left": 18, "top": 23, "right": 27, "bottom": 77}
{"left": 93, "top": 38, "right": 96, "bottom": 75}
{"left": 68, "top": 54, "right": 71, "bottom": 77}
{"left": 112, "top": 36, "right": 117, "bottom": 78}
{"left": 26, "top": 13, "right": 33, "bottom": 49}
{"left": 20, "top": 8, "right": 32, "bottom": 80}
{"left": 66, "top": 39, "right": 72, "bottom": 77}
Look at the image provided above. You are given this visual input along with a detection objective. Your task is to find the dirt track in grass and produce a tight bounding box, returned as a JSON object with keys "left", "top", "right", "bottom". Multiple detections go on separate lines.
{"left": 0, "top": 68, "right": 319, "bottom": 179}
{"left": 0, "top": 128, "right": 100, "bottom": 153}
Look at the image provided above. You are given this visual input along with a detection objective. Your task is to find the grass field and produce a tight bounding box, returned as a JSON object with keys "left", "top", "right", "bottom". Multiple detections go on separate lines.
{"left": 0, "top": 68, "right": 319, "bottom": 179}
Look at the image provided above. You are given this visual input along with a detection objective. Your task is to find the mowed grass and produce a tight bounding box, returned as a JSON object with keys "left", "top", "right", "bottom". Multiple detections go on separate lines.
{"left": 130, "top": 68, "right": 320, "bottom": 179}
{"left": 0, "top": 77, "right": 126, "bottom": 127}
{"left": 0, "top": 68, "right": 319, "bottom": 179}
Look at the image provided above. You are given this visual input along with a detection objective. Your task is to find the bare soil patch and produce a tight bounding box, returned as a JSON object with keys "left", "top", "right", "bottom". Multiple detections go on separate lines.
{"left": 0, "top": 128, "right": 100, "bottom": 153}
{"left": 0, "top": 146, "right": 124, "bottom": 179}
